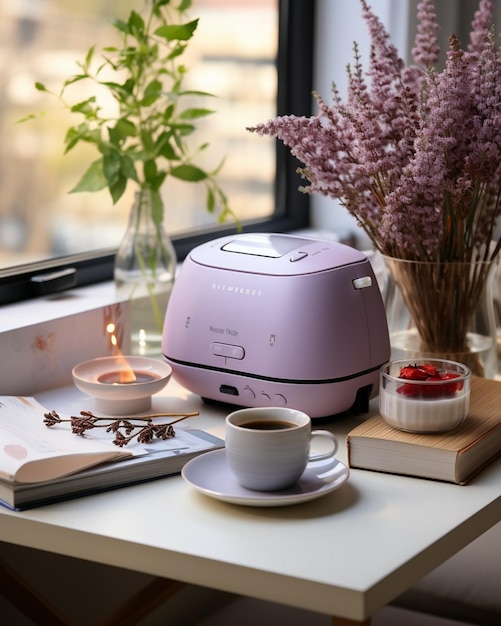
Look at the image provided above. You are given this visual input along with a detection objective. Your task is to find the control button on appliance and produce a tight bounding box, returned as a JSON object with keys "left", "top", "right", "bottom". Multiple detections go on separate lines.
{"left": 211, "top": 343, "right": 224, "bottom": 355}
{"left": 211, "top": 343, "right": 245, "bottom": 359}
{"left": 289, "top": 251, "right": 308, "bottom": 262}
{"left": 243, "top": 386, "right": 256, "bottom": 400}
{"left": 352, "top": 276, "right": 373, "bottom": 289}
{"left": 229, "top": 345, "right": 245, "bottom": 359}
{"left": 273, "top": 393, "right": 287, "bottom": 406}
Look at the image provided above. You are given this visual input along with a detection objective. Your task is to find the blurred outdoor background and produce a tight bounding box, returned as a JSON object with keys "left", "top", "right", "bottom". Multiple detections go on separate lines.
{"left": 0, "top": 0, "right": 277, "bottom": 267}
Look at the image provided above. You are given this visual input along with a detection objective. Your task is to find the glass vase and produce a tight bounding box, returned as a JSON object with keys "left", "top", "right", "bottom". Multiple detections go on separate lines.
{"left": 383, "top": 255, "right": 499, "bottom": 378}
{"left": 115, "top": 190, "right": 177, "bottom": 356}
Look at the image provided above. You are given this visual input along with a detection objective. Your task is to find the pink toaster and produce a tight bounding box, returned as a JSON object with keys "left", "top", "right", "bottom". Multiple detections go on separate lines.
{"left": 162, "top": 233, "right": 390, "bottom": 417}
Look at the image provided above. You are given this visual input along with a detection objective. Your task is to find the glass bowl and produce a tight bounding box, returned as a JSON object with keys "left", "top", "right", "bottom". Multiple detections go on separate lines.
{"left": 379, "top": 359, "right": 471, "bottom": 433}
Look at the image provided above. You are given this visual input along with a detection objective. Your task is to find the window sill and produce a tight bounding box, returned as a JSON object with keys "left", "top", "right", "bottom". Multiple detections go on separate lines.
{"left": 0, "top": 281, "right": 130, "bottom": 396}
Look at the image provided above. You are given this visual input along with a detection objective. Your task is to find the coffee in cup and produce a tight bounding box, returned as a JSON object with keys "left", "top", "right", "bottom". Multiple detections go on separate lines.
{"left": 225, "top": 407, "right": 338, "bottom": 491}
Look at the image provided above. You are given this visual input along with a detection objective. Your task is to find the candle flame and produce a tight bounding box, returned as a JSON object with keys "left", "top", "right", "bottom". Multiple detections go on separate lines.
{"left": 106, "top": 323, "right": 136, "bottom": 383}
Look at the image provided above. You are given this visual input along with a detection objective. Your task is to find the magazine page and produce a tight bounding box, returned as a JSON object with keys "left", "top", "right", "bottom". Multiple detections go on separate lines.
{"left": 0, "top": 396, "right": 133, "bottom": 483}
{"left": 0, "top": 397, "right": 213, "bottom": 485}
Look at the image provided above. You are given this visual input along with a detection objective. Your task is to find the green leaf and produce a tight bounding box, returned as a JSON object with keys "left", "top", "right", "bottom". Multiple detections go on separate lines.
{"left": 178, "top": 0, "right": 192, "bottom": 11}
{"left": 142, "top": 79, "right": 163, "bottom": 106}
{"left": 70, "top": 97, "right": 97, "bottom": 116}
{"left": 171, "top": 76, "right": 182, "bottom": 95}
{"left": 109, "top": 118, "right": 137, "bottom": 145}
{"left": 101, "top": 81, "right": 128, "bottom": 96}
{"left": 108, "top": 127, "right": 122, "bottom": 147}
{"left": 179, "top": 89, "right": 215, "bottom": 98}
{"left": 150, "top": 171, "right": 167, "bottom": 192}
{"left": 87, "top": 128, "right": 103, "bottom": 144}
{"left": 103, "top": 152, "right": 121, "bottom": 185}
{"left": 35, "top": 82, "right": 48, "bottom": 92}
{"left": 155, "top": 19, "right": 199, "bottom": 42}
{"left": 171, "top": 164, "right": 207, "bottom": 182}
{"left": 122, "top": 78, "right": 135, "bottom": 95}
{"left": 156, "top": 133, "right": 178, "bottom": 160}
{"left": 17, "top": 112, "right": 44, "bottom": 124}
{"left": 109, "top": 175, "right": 127, "bottom": 204}
{"left": 144, "top": 159, "right": 158, "bottom": 183}
{"left": 167, "top": 42, "right": 187, "bottom": 61}
{"left": 163, "top": 104, "right": 175, "bottom": 123}
{"left": 64, "top": 123, "right": 92, "bottom": 153}
{"left": 129, "top": 10, "right": 145, "bottom": 38}
{"left": 70, "top": 159, "right": 107, "bottom": 193}
{"left": 179, "top": 107, "right": 214, "bottom": 120}
{"left": 143, "top": 161, "right": 166, "bottom": 191}
{"left": 83, "top": 46, "right": 95, "bottom": 72}
{"left": 63, "top": 74, "right": 89, "bottom": 88}
{"left": 174, "top": 122, "right": 195, "bottom": 136}
{"left": 113, "top": 18, "right": 130, "bottom": 35}
{"left": 120, "top": 155, "right": 139, "bottom": 182}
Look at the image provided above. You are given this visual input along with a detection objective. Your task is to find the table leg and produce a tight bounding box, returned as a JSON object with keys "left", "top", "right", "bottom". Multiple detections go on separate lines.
{"left": 0, "top": 557, "right": 71, "bottom": 625}
{"left": 97, "top": 577, "right": 186, "bottom": 626}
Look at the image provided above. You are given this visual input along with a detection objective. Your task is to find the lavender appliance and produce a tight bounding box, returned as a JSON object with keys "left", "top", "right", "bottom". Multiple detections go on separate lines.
{"left": 162, "top": 233, "right": 390, "bottom": 417}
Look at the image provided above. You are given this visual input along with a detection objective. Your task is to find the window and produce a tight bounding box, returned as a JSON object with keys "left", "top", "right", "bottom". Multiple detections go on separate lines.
{"left": 0, "top": 0, "right": 314, "bottom": 304}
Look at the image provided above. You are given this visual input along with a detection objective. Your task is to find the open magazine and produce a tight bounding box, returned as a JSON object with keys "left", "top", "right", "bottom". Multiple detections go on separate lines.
{"left": 0, "top": 396, "right": 224, "bottom": 510}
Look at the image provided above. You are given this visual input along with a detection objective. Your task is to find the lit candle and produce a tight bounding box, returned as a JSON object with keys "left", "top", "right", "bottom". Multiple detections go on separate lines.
{"left": 97, "top": 370, "right": 160, "bottom": 385}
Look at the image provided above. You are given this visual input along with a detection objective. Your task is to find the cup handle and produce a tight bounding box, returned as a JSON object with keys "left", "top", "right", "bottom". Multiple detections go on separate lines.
{"left": 308, "top": 430, "right": 338, "bottom": 462}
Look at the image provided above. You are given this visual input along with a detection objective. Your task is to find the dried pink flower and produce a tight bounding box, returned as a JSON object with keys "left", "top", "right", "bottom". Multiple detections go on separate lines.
{"left": 43, "top": 410, "right": 197, "bottom": 447}
{"left": 248, "top": 0, "right": 501, "bottom": 264}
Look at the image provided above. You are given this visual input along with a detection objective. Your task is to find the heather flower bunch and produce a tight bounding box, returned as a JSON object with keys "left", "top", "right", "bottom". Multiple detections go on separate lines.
{"left": 249, "top": 0, "right": 501, "bottom": 376}
{"left": 249, "top": 0, "right": 501, "bottom": 265}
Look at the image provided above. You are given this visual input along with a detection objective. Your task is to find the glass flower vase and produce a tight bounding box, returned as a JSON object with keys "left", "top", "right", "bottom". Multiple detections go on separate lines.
{"left": 383, "top": 255, "right": 498, "bottom": 379}
{"left": 115, "top": 190, "right": 177, "bottom": 356}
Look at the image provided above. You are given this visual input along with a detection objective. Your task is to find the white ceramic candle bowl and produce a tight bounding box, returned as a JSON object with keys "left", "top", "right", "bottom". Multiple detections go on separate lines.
{"left": 72, "top": 356, "right": 172, "bottom": 415}
{"left": 379, "top": 359, "right": 471, "bottom": 433}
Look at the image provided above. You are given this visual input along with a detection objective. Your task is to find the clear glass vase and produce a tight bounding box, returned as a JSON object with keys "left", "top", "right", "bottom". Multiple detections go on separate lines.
{"left": 383, "top": 255, "right": 499, "bottom": 378}
{"left": 115, "top": 190, "right": 177, "bottom": 356}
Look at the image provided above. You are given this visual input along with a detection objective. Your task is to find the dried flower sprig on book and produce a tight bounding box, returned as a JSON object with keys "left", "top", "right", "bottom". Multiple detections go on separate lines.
{"left": 44, "top": 410, "right": 199, "bottom": 447}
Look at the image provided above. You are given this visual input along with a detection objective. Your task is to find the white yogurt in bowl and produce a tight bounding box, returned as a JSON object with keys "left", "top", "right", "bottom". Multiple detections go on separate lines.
{"left": 379, "top": 359, "right": 471, "bottom": 433}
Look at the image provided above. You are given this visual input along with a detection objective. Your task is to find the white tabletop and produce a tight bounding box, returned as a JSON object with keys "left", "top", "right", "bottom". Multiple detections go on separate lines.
{"left": 1, "top": 379, "right": 500, "bottom": 622}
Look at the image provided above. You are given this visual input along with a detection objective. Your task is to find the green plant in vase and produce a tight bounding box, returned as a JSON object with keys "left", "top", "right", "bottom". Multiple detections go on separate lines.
{"left": 28, "top": 0, "right": 234, "bottom": 355}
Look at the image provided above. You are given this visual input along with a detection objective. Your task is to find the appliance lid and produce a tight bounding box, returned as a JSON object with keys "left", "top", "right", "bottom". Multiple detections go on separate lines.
{"left": 188, "top": 233, "right": 367, "bottom": 276}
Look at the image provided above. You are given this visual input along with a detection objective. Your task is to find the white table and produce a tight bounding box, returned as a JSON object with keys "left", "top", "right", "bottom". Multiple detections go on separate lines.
{"left": 1, "top": 379, "right": 500, "bottom": 624}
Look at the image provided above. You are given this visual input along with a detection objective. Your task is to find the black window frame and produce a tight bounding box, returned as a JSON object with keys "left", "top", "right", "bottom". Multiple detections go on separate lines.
{"left": 0, "top": 0, "right": 314, "bottom": 305}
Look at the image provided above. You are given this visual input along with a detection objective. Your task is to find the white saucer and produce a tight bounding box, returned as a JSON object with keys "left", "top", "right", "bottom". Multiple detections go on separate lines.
{"left": 182, "top": 449, "right": 349, "bottom": 507}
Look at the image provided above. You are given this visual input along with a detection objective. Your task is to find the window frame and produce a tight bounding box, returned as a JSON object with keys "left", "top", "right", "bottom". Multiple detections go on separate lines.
{"left": 0, "top": 0, "right": 314, "bottom": 305}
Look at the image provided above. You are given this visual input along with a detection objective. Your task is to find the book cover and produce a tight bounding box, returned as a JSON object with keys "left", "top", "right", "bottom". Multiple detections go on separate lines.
{"left": 0, "top": 396, "right": 224, "bottom": 510}
{"left": 346, "top": 377, "right": 501, "bottom": 484}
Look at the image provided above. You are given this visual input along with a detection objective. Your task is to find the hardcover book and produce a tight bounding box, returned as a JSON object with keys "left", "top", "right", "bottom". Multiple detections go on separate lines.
{"left": 0, "top": 396, "right": 224, "bottom": 510}
{"left": 346, "top": 377, "right": 501, "bottom": 484}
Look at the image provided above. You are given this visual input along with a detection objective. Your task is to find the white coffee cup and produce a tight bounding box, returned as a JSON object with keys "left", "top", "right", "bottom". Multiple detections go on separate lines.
{"left": 225, "top": 407, "right": 338, "bottom": 491}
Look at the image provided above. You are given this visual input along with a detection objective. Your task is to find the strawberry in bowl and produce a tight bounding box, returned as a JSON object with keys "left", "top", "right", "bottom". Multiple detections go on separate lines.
{"left": 379, "top": 359, "right": 471, "bottom": 433}
{"left": 397, "top": 363, "right": 464, "bottom": 397}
